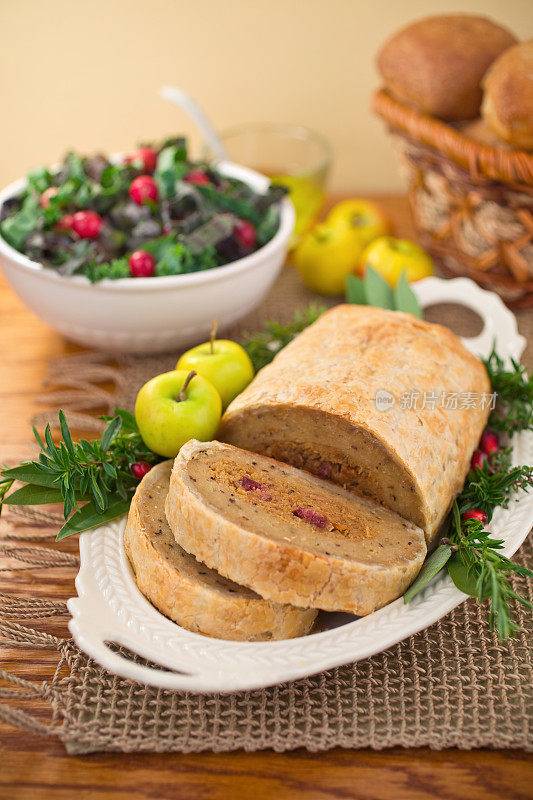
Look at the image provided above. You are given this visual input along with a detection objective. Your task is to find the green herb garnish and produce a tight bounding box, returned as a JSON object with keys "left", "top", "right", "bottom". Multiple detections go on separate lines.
{"left": 447, "top": 500, "right": 533, "bottom": 641}
{"left": 404, "top": 352, "right": 533, "bottom": 639}
{"left": 0, "top": 409, "right": 158, "bottom": 540}
{"left": 346, "top": 266, "right": 422, "bottom": 318}
{"left": 483, "top": 346, "right": 533, "bottom": 435}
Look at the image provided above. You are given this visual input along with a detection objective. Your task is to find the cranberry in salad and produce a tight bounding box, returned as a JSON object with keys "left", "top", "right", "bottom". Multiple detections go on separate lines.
{"left": 0, "top": 136, "right": 287, "bottom": 282}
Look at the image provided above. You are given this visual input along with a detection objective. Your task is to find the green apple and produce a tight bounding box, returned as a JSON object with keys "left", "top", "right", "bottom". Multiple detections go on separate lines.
{"left": 135, "top": 369, "right": 221, "bottom": 458}
{"left": 176, "top": 330, "right": 254, "bottom": 410}
{"left": 361, "top": 236, "right": 434, "bottom": 287}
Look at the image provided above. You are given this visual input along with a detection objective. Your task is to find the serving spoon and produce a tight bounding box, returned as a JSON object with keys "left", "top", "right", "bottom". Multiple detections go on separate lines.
{"left": 159, "top": 86, "right": 228, "bottom": 162}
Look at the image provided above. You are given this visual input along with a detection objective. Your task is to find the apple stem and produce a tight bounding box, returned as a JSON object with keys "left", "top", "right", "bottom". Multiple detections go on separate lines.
{"left": 178, "top": 370, "right": 196, "bottom": 402}
{"left": 209, "top": 320, "right": 218, "bottom": 354}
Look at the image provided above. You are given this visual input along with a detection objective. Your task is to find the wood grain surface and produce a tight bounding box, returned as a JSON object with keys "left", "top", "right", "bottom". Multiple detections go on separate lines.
{"left": 0, "top": 196, "right": 531, "bottom": 800}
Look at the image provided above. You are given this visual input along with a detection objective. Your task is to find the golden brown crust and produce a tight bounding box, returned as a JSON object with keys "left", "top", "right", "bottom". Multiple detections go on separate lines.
{"left": 220, "top": 305, "right": 490, "bottom": 541}
{"left": 459, "top": 118, "right": 512, "bottom": 149}
{"left": 377, "top": 14, "right": 517, "bottom": 121}
{"left": 165, "top": 441, "right": 427, "bottom": 616}
{"left": 124, "top": 461, "right": 317, "bottom": 641}
{"left": 482, "top": 41, "right": 533, "bottom": 150}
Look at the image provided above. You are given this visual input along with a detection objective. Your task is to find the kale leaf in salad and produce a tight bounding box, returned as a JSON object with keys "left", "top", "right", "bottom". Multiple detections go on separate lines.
{"left": 0, "top": 137, "right": 287, "bottom": 282}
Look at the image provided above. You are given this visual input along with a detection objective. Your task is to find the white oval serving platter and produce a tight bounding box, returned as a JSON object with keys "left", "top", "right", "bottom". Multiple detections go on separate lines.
{"left": 68, "top": 277, "right": 533, "bottom": 693}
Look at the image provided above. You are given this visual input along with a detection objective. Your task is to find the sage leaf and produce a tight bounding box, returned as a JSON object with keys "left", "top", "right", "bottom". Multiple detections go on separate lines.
{"left": 345, "top": 275, "right": 367, "bottom": 305}
{"left": 4, "top": 484, "right": 64, "bottom": 506}
{"left": 447, "top": 554, "right": 491, "bottom": 599}
{"left": 364, "top": 266, "right": 395, "bottom": 310}
{"left": 1, "top": 463, "right": 58, "bottom": 487}
{"left": 403, "top": 543, "right": 454, "bottom": 603}
{"left": 394, "top": 270, "right": 422, "bottom": 319}
{"left": 56, "top": 496, "right": 130, "bottom": 541}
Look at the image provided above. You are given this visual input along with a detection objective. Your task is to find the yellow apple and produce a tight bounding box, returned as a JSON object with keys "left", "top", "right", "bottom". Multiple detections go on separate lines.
{"left": 293, "top": 223, "right": 364, "bottom": 296}
{"left": 361, "top": 236, "right": 434, "bottom": 287}
{"left": 327, "top": 199, "right": 390, "bottom": 251}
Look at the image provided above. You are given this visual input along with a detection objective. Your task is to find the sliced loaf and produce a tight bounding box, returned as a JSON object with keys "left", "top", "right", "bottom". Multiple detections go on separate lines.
{"left": 220, "top": 304, "right": 490, "bottom": 542}
{"left": 165, "top": 441, "right": 427, "bottom": 615}
{"left": 124, "top": 461, "right": 317, "bottom": 641}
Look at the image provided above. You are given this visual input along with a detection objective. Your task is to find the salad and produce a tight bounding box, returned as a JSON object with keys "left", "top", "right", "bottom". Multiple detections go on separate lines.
{"left": 0, "top": 137, "right": 287, "bottom": 282}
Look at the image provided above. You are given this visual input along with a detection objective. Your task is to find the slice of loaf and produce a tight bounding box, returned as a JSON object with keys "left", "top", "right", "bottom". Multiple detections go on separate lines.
{"left": 165, "top": 441, "right": 427, "bottom": 616}
{"left": 124, "top": 461, "right": 317, "bottom": 641}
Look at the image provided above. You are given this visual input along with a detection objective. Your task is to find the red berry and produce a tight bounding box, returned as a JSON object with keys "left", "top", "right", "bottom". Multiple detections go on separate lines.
{"left": 480, "top": 429, "right": 500, "bottom": 456}
{"left": 129, "top": 250, "right": 156, "bottom": 278}
{"left": 71, "top": 210, "right": 103, "bottom": 239}
{"left": 462, "top": 509, "right": 488, "bottom": 525}
{"left": 185, "top": 170, "right": 210, "bottom": 186}
{"left": 56, "top": 213, "right": 74, "bottom": 232}
{"left": 292, "top": 507, "right": 329, "bottom": 528}
{"left": 125, "top": 147, "right": 158, "bottom": 172}
{"left": 234, "top": 219, "right": 256, "bottom": 249}
{"left": 471, "top": 449, "right": 488, "bottom": 471}
{"left": 40, "top": 186, "right": 58, "bottom": 208}
{"left": 135, "top": 147, "right": 158, "bottom": 172}
{"left": 317, "top": 461, "right": 332, "bottom": 478}
{"left": 130, "top": 461, "right": 152, "bottom": 480}
{"left": 129, "top": 175, "right": 158, "bottom": 205}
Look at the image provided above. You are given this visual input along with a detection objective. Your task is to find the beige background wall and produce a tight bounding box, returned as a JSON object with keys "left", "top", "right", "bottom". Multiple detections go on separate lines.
{"left": 1, "top": 0, "right": 531, "bottom": 193}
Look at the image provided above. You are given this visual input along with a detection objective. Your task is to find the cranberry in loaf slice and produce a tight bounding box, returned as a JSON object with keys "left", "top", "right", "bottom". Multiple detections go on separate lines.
{"left": 165, "top": 441, "right": 427, "bottom": 616}
{"left": 124, "top": 461, "right": 317, "bottom": 641}
{"left": 220, "top": 305, "right": 490, "bottom": 543}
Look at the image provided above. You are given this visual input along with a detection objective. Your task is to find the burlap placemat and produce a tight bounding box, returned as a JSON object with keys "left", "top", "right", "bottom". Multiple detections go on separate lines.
{"left": 0, "top": 265, "right": 532, "bottom": 754}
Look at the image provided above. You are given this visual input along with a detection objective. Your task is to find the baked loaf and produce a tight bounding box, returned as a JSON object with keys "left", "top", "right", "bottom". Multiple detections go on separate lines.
{"left": 220, "top": 305, "right": 490, "bottom": 542}
{"left": 124, "top": 461, "right": 317, "bottom": 641}
{"left": 376, "top": 14, "right": 517, "bottom": 120}
{"left": 482, "top": 41, "right": 533, "bottom": 150}
{"left": 165, "top": 440, "right": 427, "bottom": 616}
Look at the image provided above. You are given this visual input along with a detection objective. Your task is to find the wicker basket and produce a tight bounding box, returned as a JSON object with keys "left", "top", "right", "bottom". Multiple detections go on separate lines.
{"left": 372, "top": 89, "right": 533, "bottom": 308}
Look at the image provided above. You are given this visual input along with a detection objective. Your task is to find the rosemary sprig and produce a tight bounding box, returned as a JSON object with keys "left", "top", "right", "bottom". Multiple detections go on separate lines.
{"left": 447, "top": 500, "right": 533, "bottom": 641}
{"left": 405, "top": 347, "right": 532, "bottom": 639}
{"left": 459, "top": 449, "right": 533, "bottom": 518}
{"left": 483, "top": 346, "right": 533, "bottom": 435}
{"left": 0, "top": 409, "right": 158, "bottom": 540}
{"left": 405, "top": 447, "right": 533, "bottom": 640}
{"left": 240, "top": 303, "right": 326, "bottom": 372}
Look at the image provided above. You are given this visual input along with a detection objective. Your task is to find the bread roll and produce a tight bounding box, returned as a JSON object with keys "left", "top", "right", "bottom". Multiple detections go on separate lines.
{"left": 459, "top": 118, "right": 510, "bottom": 148}
{"left": 124, "top": 461, "right": 317, "bottom": 640}
{"left": 482, "top": 41, "right": 533, "bottom": 150}
{"left": 165, "top": 440, "right": 426, "bottom": 616}
{"left": 220, "top": 305, "right": 491, "bottom": 542}
{"left": 377, "top": 14, "right": 517, "bottom": 120}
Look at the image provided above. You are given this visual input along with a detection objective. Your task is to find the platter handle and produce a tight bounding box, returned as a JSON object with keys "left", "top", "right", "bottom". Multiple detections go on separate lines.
{"left": 414, "top": 276, "right": 526, "bottom": 363}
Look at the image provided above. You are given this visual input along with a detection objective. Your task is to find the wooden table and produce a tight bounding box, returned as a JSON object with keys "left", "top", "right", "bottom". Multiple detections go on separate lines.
{"left": 1, "top": 197, "right": 531, "bottom": 800}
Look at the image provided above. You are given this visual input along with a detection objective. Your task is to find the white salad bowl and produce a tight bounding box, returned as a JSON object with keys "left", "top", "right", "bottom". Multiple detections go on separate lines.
{"left": 0, "top": 162, "right": 295, "bottom": 354}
